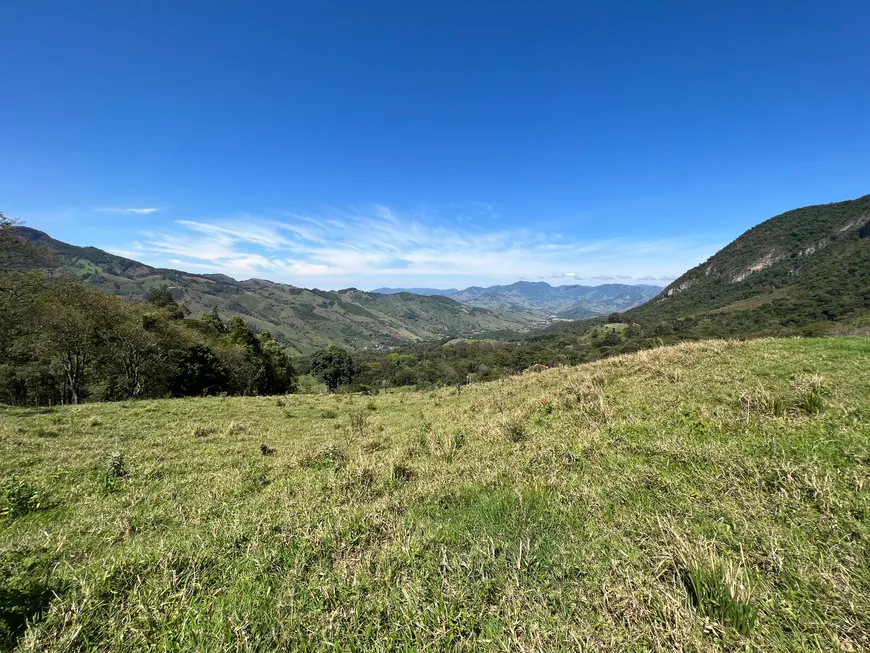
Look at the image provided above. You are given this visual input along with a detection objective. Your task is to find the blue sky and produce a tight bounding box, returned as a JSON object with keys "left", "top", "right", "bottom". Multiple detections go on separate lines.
{"left": 2, "top": 1, "right": 868, "bottom": 290}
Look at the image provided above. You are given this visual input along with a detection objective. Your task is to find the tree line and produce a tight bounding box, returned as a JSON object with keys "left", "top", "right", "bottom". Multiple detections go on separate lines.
{"left": 0, "top": 215, "right": 297, "bottom": 405}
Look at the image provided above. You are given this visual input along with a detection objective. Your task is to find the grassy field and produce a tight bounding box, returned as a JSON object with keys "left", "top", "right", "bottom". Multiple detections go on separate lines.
{"left": 1, "top": 338, "right": 869, "bottom": 651}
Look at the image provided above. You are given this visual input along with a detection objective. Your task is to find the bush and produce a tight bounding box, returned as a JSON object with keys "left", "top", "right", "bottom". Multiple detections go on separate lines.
{"left": 0, "top": 480, "right": 46, "bottom": 519}
{"left": 103, "top": 452, "right": 128, "bottom": 491}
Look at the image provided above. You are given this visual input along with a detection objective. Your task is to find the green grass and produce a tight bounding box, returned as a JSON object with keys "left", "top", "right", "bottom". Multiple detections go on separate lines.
{"left": 1, "top": 338, "right": 869, "bottom": 651}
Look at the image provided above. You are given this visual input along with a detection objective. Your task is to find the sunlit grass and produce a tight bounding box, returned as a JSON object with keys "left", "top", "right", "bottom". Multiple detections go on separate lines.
{"left": 1, "top": 338, "right": 869, "bottom": 651}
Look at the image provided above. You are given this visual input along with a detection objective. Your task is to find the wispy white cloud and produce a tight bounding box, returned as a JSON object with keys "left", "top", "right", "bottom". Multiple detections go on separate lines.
{"left": 110, "top": 204, "right": 720, "bottom": 289}
{"left": 99, "top": 207, "right": 160, "bottom": 215}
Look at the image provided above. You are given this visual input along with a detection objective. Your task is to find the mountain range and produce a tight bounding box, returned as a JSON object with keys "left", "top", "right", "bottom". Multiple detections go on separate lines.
{"left": 374, "top": 281, "right": 662, "bottom": 318}
{"left": 12, "top": 192, "right": 867, "bottom": 359}
{"left": 12, "top": 227, "right": 546, "bottom": 355}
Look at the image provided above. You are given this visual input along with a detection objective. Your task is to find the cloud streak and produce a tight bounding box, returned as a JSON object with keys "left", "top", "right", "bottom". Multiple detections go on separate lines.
{"left": 100, "top": 207, "right": 160, "bottom": 215}
{"left": 110, "top": 205, "right": 720, "bottom": 289}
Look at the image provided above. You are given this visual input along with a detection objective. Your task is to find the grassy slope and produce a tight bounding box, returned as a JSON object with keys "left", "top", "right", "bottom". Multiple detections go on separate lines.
{"left": 2, "top": 338, "right": 869, "bottom": 651}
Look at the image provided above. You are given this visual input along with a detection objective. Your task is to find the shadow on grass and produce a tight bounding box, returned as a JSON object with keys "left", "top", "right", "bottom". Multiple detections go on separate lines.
{"left": 0, "top": 550, "right": 64, "bottom": 650}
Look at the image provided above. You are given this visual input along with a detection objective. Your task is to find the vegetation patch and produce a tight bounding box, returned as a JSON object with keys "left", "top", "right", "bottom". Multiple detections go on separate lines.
{"left": 299, "top": 445, "right": 347, "bottom": 471}
{"left": 190, "top": 425, "right": 215, "bottom": 438}
{"left": 0, "top": 550, "right": 64, "bottom": 650}
{"left": 681, "top": 553, "right": 757, "bottom": 635}
{"left": 0, "top": 480, "right": 47, "bottom": 519}
{"left": 499, "top": 416, "right": 528, "bottom": 442}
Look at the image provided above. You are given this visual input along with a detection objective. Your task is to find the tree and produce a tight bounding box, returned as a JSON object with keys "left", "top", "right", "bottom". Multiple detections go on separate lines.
{"left": 29, "top": 277, "right": 123, "bottom": 404}
{"left": 200, "top": 307, "right": 227, "bottom": 334}
{"left": 258, "top": 332, "right": 297, "bottom": 394}
{"left": 144, "top": 287, "right": 176, "bottom": 309}
{"left": 310, "top": 345, "right": 357, "bottom": 392}
{"left": 144, "top": 286, "right": 186, "bottom": 319}
{"left": 169, "top": 345, "right": 228, "bottom": 397}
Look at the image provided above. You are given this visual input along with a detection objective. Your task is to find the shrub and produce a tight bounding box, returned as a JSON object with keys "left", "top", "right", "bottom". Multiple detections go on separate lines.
{"left": 103, "top": 452, "right": 128, "bottom": 491}
{"left": 349, "top": 412, "right": 367, "bottom": 438}
{"left": 0, "top": 480, "right": 46, "bottom": 519}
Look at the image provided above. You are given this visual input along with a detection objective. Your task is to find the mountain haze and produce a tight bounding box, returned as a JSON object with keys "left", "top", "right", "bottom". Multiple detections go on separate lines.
{"left": 372, "top": 287, "right": 460, "bottom": 297}
{"left": 375, "top": 281, "right": 662, "bottom": 317}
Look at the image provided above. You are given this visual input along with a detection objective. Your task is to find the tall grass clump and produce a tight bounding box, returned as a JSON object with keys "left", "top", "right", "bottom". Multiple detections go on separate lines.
{"left": 739, "top": 389, "right": 789, "bottom": 417}
{"left": 500, "top": 416, "right": 528, "bottom": 442}
{"left": 796, "top": 375, "right": 827, "bottom": 414}
{"left": 681, "top": 553, "right": 756, "bottom": 635}
{"left": 559, "top": 378, "right": 612, "bottom": 423}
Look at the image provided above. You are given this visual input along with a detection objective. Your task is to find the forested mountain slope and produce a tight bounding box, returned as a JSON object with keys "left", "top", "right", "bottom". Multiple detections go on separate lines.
{"left": 13, "top": 227, "right": 545, "bottom": 355}
{"left": 630, "top": 194, "right": 870, "bottom": 332}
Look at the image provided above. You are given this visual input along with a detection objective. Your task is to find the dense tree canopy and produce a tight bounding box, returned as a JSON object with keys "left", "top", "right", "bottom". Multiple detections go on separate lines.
{"left": 309, "top": 346, "right": 358, "bottom": 392}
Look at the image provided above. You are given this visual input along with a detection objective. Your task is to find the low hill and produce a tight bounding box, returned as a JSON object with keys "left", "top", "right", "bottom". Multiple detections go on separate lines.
{"left": 378, "top": 281, "right": 663, "bottom": 317}
{"left": 3, "top": 338, "right": 868, "bottom": 649}
{"left": 631, "top": 194, "right": 870, "bottom": 331}
{"left": 12, "top": 227, "right": 546, "bottom": 355}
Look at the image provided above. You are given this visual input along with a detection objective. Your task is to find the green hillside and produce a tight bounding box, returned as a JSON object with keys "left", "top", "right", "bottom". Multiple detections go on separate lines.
{"left": 12, "top": 227, "right": 545, "bottom": 355}
{"left": 3, "top": 338, "right": 869, "bottom": 650}
{"left": 631, "top": 194, "right": 870, "bottom": 330}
